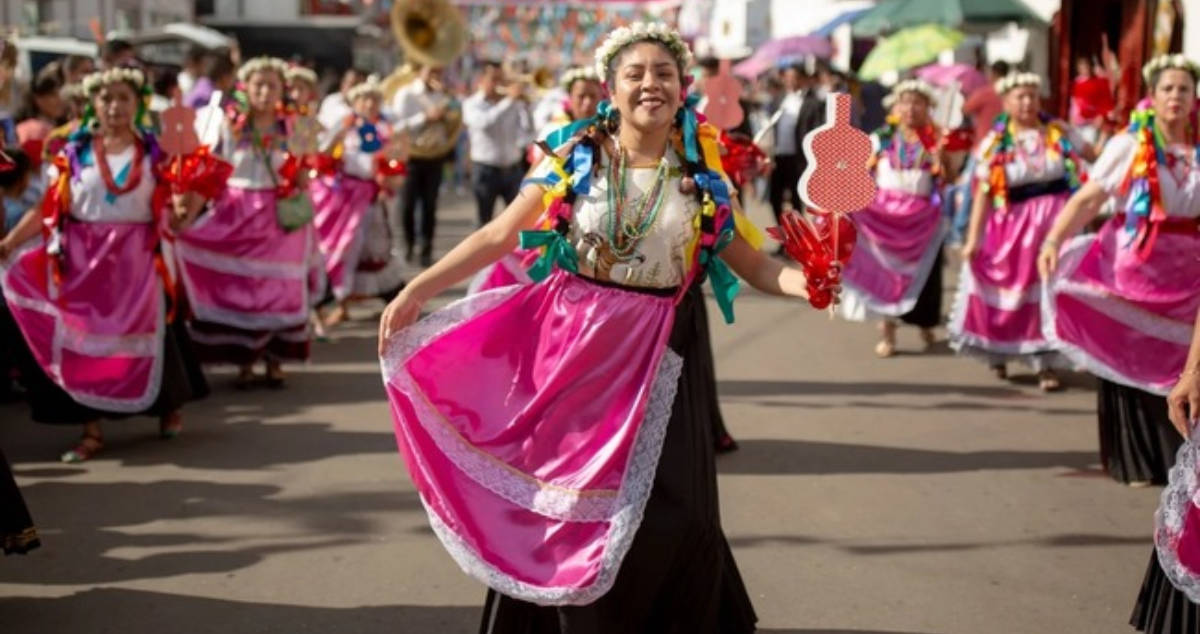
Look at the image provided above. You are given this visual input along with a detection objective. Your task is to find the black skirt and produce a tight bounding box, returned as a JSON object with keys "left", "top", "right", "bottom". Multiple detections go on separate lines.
{"left": 0, "top": 297, "right": 209, "bottom": 425}
{"left": 1131, "top": 548, "right": 1200, "bottom": 633}
{"left": 1097, "top": 379, "right": 1182, "bottom": 485}
{"left": 899, "top": 248, "right": 944, "bottom": 329}
{"left": 691, "top": 292, "right": 734, "bottom": 449}
{"left": 1, "top": 448, "right": 40, "bottom": 555}
{"left": 478, "top": 284, "right": 757, "bottom": 634}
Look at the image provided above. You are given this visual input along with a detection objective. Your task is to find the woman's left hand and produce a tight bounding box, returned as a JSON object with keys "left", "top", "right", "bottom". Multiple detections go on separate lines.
{"left": 1168, "top": 370, "right": 1200, "bottom": 438}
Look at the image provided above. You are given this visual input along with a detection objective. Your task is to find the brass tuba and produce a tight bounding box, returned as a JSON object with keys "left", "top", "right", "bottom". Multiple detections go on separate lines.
{"left": 386, "top": 0, "right": 466, "bottom": 160}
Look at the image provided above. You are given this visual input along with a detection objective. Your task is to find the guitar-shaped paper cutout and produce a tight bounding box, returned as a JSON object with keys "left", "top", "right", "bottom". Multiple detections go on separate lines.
{"left": 701, "top": 59, "right": 745, "bottom": 131}
{"left": 798, "top": 92, "right": 876, "bottom": 215}
{"left": 288, "top": 114, "right": 322, "bottom": 158}
{"left": 771, "top": 93, "right": 875, "bottom": 311}
{"left": 161, "top": 100, "right": 200, "bottom": 157}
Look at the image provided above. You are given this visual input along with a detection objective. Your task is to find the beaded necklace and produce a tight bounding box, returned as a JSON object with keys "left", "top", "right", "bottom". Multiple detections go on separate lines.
{"left": 92, "top": 135, "right": 144, "bottom": 202}
{"left": 870, "top": 117, "right": 940, "bottom": 176}
{"left": 604, "top": 148, "right": 669, "bottom": 261}
{"left": 982, "top": 112, "right": 1082, "bottom": 210}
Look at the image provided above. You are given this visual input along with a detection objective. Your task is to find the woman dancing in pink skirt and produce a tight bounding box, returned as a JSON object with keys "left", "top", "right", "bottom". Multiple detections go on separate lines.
{"left": 175, "top": 57, "right": 324, "bottom": 390}
{"left": 0, "top": 67, "right": 214, "bottom": 462}
{"left": 951, "top": 72, "right": 1095, "bottom": 392}
{"left": 841, "top": 79, "right": 955, "bottom": 357}
{"left": 1040, "top": 55, "right": 1200, "bottom": 487}
{"left": 310, "top": 76, "right": 406, "bottom": 328}
{"left": 379, "top": 22, "right": 824, "bottom": 632}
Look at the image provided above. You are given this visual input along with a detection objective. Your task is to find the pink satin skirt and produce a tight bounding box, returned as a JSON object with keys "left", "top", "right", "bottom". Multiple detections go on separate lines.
{"left": 381, "top": 271, "right": 684, "bottom": 605}
{"left": 1, "top": 222, "right": 165, "bottom": 412}
{"left": 948, "top": 191, "right": 1069, "bottom": 368}
{"left": 310, "top": 174, "right": 380, "bottom": 301}
{"left": 1043, "top": 216, "right": 1200, "bottom": 395}
{"left": 840, "top": 188, "right": 946, "bottom": 319}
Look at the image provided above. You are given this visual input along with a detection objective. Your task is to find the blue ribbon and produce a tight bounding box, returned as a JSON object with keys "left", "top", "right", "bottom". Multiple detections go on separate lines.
{"left": 569, "top": 141, "right": 593, "bottom": 195}
{"left": 701, "top": 228, "right": 739, "bottom": 324}
{"left": 520, "top": 229, "right": 579, "bottom": 281}
{"left": 678, "top": 93, "right": 701, "bottom": 165}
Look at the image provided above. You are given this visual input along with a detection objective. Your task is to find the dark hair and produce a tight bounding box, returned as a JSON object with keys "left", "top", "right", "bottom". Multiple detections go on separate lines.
{"left": 202, "top": 53, "right": 235, "bottom": 81}
{"left": 0, "top": 147, "right": 32, "bottom": 191}
{"left": 102, "top": 39, "right": 135, "bottom": 63}
{"left": 343, "top": 67, "right": 366, "bottom": 82}
{"left": 18, "top": 65, "right": 64, "bottom": 121}
{"left": 697, "top": 56, "right": 720, "bottom": 73}
{"left": 63, "top": 55, "right": 93, "bottom": 78}
{"left": 154, "top": 68, "right": 179, "bottom": 97}
{"left": 480, "top": 60, "right": 503, "bottom": 72}
{"left": 990, "top": 60, "right": 1011, "bottom": 77}
{"left": 185, "top": 44, "right": 207, "bottom": 66}
{"left": 604, "top": 39, "right": 685, "bottom": 87}
{"left": 1149, "top": 67, "right": 1199, "bottom": 92}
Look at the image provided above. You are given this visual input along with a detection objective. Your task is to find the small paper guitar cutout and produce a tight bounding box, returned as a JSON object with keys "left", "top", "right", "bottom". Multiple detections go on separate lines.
{"left": 702, "top": 59, "right": 745, "bottom": 131}
{"left": 798, "top": 92, "right": 876, "bottom": 215}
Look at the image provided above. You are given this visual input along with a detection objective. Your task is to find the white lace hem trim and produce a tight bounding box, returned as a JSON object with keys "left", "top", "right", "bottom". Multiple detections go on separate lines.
{"left": 1156, "top": 440, "right": 1200, "bottom": 603}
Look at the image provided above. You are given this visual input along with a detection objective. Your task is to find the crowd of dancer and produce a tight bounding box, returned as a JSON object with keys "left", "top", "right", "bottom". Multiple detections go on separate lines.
{"left": 2, "top": 19, "right": 1200, "bottom": 634}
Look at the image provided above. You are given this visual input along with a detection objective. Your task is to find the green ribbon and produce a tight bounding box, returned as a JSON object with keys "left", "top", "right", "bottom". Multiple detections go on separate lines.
{"left": 701, "top": 229, "right": 739, "bottom": 324}
{"left": 520, "top": 229, "right": 579, "bottom": 282}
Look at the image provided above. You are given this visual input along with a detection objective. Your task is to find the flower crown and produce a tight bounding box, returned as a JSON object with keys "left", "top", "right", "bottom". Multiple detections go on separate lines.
{"left": 347, "top": 75, "right": 383, "bottom": 102}
{"left": 237, "top": 56, "right": 290, "bottom": 83}
{"left": 887, "top": 79, "right": 937, "bottom": 106}
{"left": 285, "top": 65, "right": 318, "bottom": 86}
{"left": 994, "top": 72, "right": 1041, "bottom": 94}
{"left": 1142, "top": 54, "right": 1200, "bottom": 83}
{"left": 81, "top": 67, "right": 146, "bottom": 96}
{"left": 560, "top": 66, "right": 599, "bottom": 91}
{"left": 594, "top": 22, "right": 693, "bottom": 83}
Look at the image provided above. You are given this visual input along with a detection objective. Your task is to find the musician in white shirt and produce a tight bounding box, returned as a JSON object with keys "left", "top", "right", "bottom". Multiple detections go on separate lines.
{"left": 462, "top": 61, "right": 533, "bottom": 226}
{"left": 389, "top": 65, "right": 455, "bottom": 266}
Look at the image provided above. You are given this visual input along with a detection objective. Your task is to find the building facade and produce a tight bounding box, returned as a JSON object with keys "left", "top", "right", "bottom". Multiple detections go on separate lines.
{"left": 1, "top": 0, "right": 193, "bottom": 39}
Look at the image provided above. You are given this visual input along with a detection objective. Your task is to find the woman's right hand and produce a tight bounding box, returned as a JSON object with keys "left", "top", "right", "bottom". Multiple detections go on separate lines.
{"left": 1168, "top": 369, "right": 1200, "bottom": 438}
{"left": 959, "top": 238, "right": 978, "bottom": 262}
{"left": 1037, "top": 244, "right": 1059, "bottom": 280}
{"left": 378, "top": 289, "right": 425, "bottom": 355}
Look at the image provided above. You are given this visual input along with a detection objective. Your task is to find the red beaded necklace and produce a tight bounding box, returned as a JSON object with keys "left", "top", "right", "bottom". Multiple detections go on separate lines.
{"left": 92, "top": 134, "right": 144, "bottom": 198}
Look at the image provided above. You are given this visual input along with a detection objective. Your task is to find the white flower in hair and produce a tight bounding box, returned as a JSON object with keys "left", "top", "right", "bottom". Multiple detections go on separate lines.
{"left": 994, "top": 72, "right": 1042, "bottom": 95}
{"left": 1142, "top": 53, "right": 1200, "bottom": 83}
{"left": 237, "top": 56, "right": 291, "bottom": 83}
{"left": 286, "top": 66, "right": 318, "bottom": 86}
{"left": 593, "top": 21, "right": 693, "bottom": 83}
{"left": 81, "top": 67, "right": 146, "bottom": 96}
{"left": 347, "top": 76, "right": 384, "bottom": 102}
{"left": 888, "top": 79, "right": 937, "bottom": 106}
{"left": 559, "top": 66, "right": 599, "bottom": 91}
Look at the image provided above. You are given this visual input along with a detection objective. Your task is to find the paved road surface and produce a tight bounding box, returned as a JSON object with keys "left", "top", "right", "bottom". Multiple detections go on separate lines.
{"left": 0, "top": 193, "right": 1159, "bottom": 633}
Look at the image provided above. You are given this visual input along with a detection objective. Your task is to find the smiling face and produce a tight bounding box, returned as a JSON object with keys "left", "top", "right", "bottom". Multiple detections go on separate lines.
{"left": 1004, "top": 85, "right": 1040, "bottom": 126}
{"left": 1153, "top": 68, "right": 1197, "bottom": 127}
{"left": 289, "top": 79, "right": 316, "bottom": 106}
{"left": 608, "top": 41, "right": 682, "bottom": 134}
{"left": 246, "top": 70, "right": 284, "bottom": 115}
{"left": 94, "top": 81, "right": 138, "bottom": 133}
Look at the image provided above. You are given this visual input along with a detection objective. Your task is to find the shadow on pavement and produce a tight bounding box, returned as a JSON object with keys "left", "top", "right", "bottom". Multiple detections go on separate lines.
{"left": 718, "top": 439, "right": 1095, "bottom": 475}
{"left": 760, "top": 630, "right": 938, "bottom": 634}
{"left": 0, "top": 588, "right": 478, "bottom": 634}
{"left": 718, "top": 379, "right": 1031, "bottom": 399}
{"left": 2, "top": 479, "right": 420, "bottom": 585}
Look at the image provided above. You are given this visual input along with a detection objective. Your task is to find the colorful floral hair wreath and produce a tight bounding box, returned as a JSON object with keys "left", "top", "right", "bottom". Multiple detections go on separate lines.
{"left": 237, "top": 56, "right": 290, "bottom": 84}
{"left": 346, "top": 75, "right": 384, "bottom": 102}
{"left": 1142, "top": 54, "right": 1200, "bottom": 84}
{"left": 885, "top": 79, "right": 937, "bottom": 108}
{"left": 594, "top": 21, "right": 693, "bottom": 84}
{"left": 559, "top": 66, "right": 600, "bottom": 91}
{"left": 77, "top": 68, "right": 154, "bottom": 132}
{"left": 994, "top": 72, "right": 1041, "bottom": 95}
{"left": 285, "top": 65, "right": 319, "bottom": 86}
{"left": 81, "top": 67, "right": 146, "bottom": 96}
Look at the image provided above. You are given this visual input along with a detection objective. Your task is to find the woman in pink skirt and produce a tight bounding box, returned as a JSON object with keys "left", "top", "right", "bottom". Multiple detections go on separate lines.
{"left": 175, "top": 57, "right": 324, "bottom": 389}
{"left": 1040, "top": 55, "right": 1200, "bottom": 487}
{"left": 1133, "top": 304, "right": 1200, "bottom": 632}
{"left": 841, "top": 79, "right": 954, "bottom": 357}
{"left": 310, "top": 76, "right": 406, "bottom": 328}
{"left": 378, "top": 22, "right": 821, "bottom": 632}
{"left": 0, "top": 67, "right": 213, "bottom": 462}
{"left": 951, "top": 72, "right": 1094, "bottom": 391}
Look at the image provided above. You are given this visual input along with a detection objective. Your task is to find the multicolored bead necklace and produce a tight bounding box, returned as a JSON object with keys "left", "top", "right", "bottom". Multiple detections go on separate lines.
{"left": 604, "top": 148, "right": 669, "bottom": 261}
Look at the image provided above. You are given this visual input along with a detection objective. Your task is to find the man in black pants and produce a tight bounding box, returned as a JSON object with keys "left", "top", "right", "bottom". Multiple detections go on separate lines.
{"left": 389, "top": 65, "right": 456, "bottom": 267}
{"left": 768, "top": 64, "right": 825, "bottom": 225}
{"left": 462, "top": 61, "right": 532, "bottom": 227}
